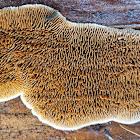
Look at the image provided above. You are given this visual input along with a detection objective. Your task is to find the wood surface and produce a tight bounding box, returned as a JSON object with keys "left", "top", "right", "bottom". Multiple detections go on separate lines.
{"left": 0, "top": 0, "right": 140, "bottom": 140}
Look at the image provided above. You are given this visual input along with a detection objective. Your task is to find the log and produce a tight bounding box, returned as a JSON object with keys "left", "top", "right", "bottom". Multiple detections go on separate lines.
{"left": 0, "top": 0, "right": 140, "bottom": 139}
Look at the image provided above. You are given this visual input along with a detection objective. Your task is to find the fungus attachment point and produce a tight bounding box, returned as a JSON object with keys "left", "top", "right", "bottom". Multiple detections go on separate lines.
{"left": 0, "top": 4, "right": 140, "bottom": 130}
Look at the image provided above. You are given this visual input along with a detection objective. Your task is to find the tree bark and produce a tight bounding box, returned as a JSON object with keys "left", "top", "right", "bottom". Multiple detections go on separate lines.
{"left": 0, "top": 0, "right": 140, "bottom": 140}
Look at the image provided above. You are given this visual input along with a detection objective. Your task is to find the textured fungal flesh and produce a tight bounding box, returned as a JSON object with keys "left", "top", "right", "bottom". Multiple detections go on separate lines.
{"left": 0, "top": 4, "right": 140, "bottom": 130}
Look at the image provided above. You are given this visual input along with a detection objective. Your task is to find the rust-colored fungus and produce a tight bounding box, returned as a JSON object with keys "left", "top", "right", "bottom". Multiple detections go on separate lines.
{"left": 0, "top": 4, "right": 139, "bottom": 130}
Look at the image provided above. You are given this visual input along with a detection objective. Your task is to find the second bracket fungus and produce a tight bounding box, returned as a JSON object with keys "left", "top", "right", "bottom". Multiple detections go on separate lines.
{"left": 0, "top": 4, "right": 140, "bottom": 130}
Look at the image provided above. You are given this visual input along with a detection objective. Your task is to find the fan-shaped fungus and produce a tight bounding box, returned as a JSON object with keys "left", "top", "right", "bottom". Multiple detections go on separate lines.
{"left": 0, "top": 4, "right": 139, "bottom": 130}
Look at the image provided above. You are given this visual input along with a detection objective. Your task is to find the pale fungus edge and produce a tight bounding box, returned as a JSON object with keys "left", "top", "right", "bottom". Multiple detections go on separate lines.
{"left": 20, "top": 93, "right": 140, "bottom": 131}
{"left": 1, "top": 4, "right": 139, "bottom": 40}
{"left": 0, "top": 91, "right": 139, "bottom": 131}
{"left": 0, "top": 4, "right": 113, "bottom": 30}
{"left": 0, "top": 92, "right": 22, "bottom": 102}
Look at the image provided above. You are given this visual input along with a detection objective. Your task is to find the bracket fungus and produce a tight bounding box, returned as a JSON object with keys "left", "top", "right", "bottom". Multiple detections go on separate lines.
{"left": 0, "top": 4, "right": 140, "bottom": 130}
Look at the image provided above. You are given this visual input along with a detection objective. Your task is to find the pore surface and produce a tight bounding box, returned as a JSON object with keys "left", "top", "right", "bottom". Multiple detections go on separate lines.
{"left": 0, "top": 4, "right": 140, "bottom": 130}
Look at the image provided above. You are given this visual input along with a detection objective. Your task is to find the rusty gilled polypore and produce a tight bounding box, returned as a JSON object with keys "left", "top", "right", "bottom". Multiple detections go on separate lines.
{"left": 0, "top": 4, "right": 140, "bottom": 130}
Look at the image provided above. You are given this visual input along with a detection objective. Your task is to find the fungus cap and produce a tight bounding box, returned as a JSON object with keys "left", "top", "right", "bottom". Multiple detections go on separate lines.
{"left": 0, "top": 4, "right": 140, "bottom": 130}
